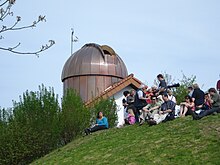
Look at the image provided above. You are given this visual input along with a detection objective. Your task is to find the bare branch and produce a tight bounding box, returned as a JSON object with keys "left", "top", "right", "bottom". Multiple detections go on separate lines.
{"left": 0, "top": 1, "right": 55, "bottom": 56}
{"left": 0, "top": 15, "right": 46, "bottom": 33}
{"left": 0, "top": 3, "right": 13, "bottom": 21}
{"left": 8, "top": 42, "right": 20, "bottom": 50}
{"left": 0, "top": 40, "right": 55, "bottom": 57}
{"left": 0, "top": 0, "right": 9, "bottom": 7}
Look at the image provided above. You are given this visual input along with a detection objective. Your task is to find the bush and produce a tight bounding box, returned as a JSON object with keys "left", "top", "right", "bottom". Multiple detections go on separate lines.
{"left": 60, "top": 89, "right": 90, "bottom": 144}
{"left": 90, "top": 98, "right": 118, "bottom": 128}
{"left": 0, "top": 85, "right": 61, "bottom": 165}
{"left": 0, "top": 86, "right": 118, "bottom": 164}
{"left": 173, "top": 74, "right": 196, "bottom": 104}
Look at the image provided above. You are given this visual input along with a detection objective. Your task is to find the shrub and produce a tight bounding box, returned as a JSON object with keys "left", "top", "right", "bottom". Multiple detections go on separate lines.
{"left": 0, "top": 85, "right": 61, "bottom": 165}
{"left": 60, "top": 89, "right": 90, "bottom": 144}
{"left": 173, "top": 74, "right": 196, "bottom": 104}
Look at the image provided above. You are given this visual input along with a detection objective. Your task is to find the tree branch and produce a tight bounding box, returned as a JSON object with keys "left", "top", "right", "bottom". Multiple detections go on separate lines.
{"left": 0, "top": 0, "right": 8, "bottom": 7}
{"left": 0, "top": 5, "right": 13, "bottom": 21}
{"left": 0, "top": 15, "right": 46, "bottom": 33}
{"left": 0, "top": 1, "right": 55, "bottom": 56}
{"left": 0, "top": 40, "right": 55, "bottom": 57}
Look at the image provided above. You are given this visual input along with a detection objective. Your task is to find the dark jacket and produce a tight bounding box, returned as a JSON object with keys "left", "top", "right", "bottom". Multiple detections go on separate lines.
{"left": 161, "top": 100, "right": 176, "bottom": 120}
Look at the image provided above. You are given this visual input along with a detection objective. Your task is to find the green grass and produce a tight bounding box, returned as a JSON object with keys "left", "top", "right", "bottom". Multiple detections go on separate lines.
{"left": 32, "top": 115, "right": 220, "bottom": 165}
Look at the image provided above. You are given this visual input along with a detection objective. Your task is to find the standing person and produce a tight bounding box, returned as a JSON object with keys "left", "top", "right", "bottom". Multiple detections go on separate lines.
{"left": 217, "top": 80, "right": 220, "bottom": 94}
{"left": 126, "top": 89, "right": 136, "bottom": 116}
{"left": 191, "top": 83, "right": 205, "bottom": 110}
{"left": 122, "top": 91, "right": 130, "bottom": 123}
{"left": 134, "top": 84, "right": 148, "bottom": 122}
{"left": 156, "top": 74, "right": 167, "bottom": 95}
{"left": 85, "top": 111, "right": 108, "bottom": 135}
{"left": 122, "top": 91, "right": 130, "bottom": 110}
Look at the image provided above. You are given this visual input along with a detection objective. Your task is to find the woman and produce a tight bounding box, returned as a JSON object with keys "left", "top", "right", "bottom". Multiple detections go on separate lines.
{"left": 85, "top": 111, "right": 108, "bottom": 135}
{"left": 179, "top": 95, "right": 195, "bottom": 117}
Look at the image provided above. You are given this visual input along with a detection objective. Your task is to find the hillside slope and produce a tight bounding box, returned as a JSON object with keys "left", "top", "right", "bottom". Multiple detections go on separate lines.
{"left": 32, "top": 115, "right": 220, "bottom": 165}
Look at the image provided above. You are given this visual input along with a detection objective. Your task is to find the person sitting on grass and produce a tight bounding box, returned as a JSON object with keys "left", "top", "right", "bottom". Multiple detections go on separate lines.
{"left": 208, "top": 88, "right": 220, "bottom": 113}
{"left": 125, "top": 109, "right": 136, "bottom": 125}
{"left": 191, "top": 83, "right": 205, "bottom": 110}
{"left": 139, "top": 96, "right": 161, "bottom": 125}
{"left": 85, "top": 111, "right": 108, "bottom": 135}
{"left": 188, "top": 88, "right": 220, "bottom": 120}
{"left": 179, "top": 95, "right": 195, "bottom": 117}
{"left": 148, "top": 94, "right": 176, "bottom": 126}
{"left": 204, "top": 92, "right": 212, "bottom": 110}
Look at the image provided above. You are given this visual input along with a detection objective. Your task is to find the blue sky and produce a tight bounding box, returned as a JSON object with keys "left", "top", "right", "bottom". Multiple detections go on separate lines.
{"left": 1, "top": 0, "right": 220, "bottom": 108}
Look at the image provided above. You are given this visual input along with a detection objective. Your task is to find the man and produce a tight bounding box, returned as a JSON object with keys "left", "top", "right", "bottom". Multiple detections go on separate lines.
{"left": 148, "top": 94, "right": 176, "bottom": 125}
{"left": 208, "top": 88, "right": 220, "bottom": 112}
{"left": 126, "top": 89, "right": 136, "bottom": 114}
{"left": 191, "top": 83, "right": 205, "bottom": 110}
{"left": 122, "top": 90, "right": 130, "bottom": 124}
{"left": 122, "top": 91, "right": 130, "bottom": 109}
{"left": 139, "top": 96, "right": 161, "bottom": 125}
{"left": 157, "top": 74, "right": 167, "bottom": 95}
{"left": 187, "top": 86, "right": 194, "bottom": 97}
{"left": 188, "top": 87, "right": 220, "bottom": 120}
{"left": 134, "top": 84, "right": 148, "bottom": 122}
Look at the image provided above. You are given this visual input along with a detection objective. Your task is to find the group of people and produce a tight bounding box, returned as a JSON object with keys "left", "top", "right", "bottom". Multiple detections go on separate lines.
{"left": 84, "top": 74, "right": 220, "bottom": 135}
{"left": 123, "top": 74, "right": 220, "bottom": 126}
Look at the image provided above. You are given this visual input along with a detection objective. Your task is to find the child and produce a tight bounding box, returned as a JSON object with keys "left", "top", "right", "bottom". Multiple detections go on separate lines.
{"left": 126, "top": 109, "right": 135, "bottom": 125}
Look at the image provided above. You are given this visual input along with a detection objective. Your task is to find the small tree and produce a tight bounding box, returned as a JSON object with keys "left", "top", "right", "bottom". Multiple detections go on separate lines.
{"left": 0, "top": 85, "right": 61, "bottom": 165}
{"left": 173, "top": 73, "right": 196, "bottom": 104}
{"left": 61, "top": 89, "right": 90, "bottom": 144}
{"left": 0, "top": 0, "right": 55, "bottom": 56}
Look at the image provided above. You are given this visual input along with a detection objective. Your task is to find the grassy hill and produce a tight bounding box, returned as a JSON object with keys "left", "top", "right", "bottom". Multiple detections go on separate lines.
{"left": 32, "top": 115, "right": 220, "bottom": 165}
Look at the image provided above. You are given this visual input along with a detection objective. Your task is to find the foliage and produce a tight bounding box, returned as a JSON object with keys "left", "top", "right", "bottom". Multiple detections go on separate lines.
{"left": 90, "top": 98, "right": 118, "bottom": 128}
{"left": 0, "top": 85, "right": 61, "bottom": 165}
{"left": 60, "top": 89, "right": 90, "bottom": 145}
{"left": 0, "top": 107, "right": 11, "bottom": 127}
{"left": 0, "top": 86, "right": 119, "bottom": 164}
{"left": 32, "top": 115, "right": 220, "bottom": 165}
{"left": 0, "top": 0, "right": 55, "bottom": 56}
{"left": 173, "top": 73, "right": 196, "bottom": 104}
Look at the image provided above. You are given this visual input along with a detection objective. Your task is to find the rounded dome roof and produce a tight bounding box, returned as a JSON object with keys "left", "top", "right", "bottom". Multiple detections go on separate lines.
{"left": 61, "top": 43, "right": 128, "bottom": 81}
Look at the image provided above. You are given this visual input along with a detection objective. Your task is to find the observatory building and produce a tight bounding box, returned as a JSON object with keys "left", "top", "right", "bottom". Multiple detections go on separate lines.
{"left": 61, "top": 43, "right": 128, "bottom": 102}
{"left": 61, "top": 43, "right": 143, "bottom": 126}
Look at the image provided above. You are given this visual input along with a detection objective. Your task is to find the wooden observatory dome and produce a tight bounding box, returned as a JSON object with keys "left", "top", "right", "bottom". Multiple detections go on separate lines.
{"left": 61, "top": 43, "right": 128, "bottom": 102}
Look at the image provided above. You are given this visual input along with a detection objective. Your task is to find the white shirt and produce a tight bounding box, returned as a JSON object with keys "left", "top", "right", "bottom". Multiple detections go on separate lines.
{"left": 168, "top": 95, "right": 176, "bottom": 103}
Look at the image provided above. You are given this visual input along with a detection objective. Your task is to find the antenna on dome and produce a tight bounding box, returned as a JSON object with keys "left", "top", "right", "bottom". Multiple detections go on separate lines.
{"left": 71, "top": 28, "right": 78, "bottom": 55}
